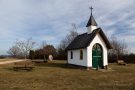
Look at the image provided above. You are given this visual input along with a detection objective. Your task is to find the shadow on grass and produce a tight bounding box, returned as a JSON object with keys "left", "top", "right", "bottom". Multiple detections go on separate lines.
{"left": 3, "top": 60, "right": 86, "bottom": 72}
{"left": 4, "top": 67, "right": 35, "bottom": 72}
{"left": 34, "top": 61, "right": 86, "bottom": 70}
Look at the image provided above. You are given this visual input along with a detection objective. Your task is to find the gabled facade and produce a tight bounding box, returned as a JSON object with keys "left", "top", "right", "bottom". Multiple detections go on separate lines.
{"left": 66, "top": 8, "right": 112, "bottom": 69}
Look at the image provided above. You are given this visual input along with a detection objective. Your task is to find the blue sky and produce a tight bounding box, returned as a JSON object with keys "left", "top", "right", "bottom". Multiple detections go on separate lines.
{"left": 0, "top": 0, "right": 135, "bottom": 55}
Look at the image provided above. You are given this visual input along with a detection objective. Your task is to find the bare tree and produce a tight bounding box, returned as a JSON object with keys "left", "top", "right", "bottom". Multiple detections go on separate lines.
{"left": 8, "top": 38, "right": 36, "bottom": 59}
{"left": 57, "top": 23, "right": 78, "bottom": 60}
{"left": 7, "top": 46, "right": 21, "bottom": 57}
{"left": 109, "top": 35, "right": 128, "bottom": 60}
{"left": 59, "top": 23, "right": 79, "bottom": 50}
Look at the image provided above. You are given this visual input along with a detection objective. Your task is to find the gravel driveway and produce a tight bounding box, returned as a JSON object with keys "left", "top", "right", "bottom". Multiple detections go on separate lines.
{"left": 0, "top": 60, "right": 25, "bottom": 65}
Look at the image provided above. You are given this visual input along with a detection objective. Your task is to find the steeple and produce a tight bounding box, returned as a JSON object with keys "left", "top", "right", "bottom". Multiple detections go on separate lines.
{"left": 86, "top": 7, "right": 98, "bottom": 34}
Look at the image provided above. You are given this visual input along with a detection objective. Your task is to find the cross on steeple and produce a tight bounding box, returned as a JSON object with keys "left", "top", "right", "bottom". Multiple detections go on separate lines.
{"left": 89, "top": 7, "right": 93, "bottom": 15}
{"left": 86, "top": 6, "right": 98, "bottom": 27}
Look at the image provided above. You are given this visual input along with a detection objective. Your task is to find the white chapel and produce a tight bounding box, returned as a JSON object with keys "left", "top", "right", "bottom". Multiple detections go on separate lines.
{"left": 66, "top": 7, "right": 112, "bottom": 69}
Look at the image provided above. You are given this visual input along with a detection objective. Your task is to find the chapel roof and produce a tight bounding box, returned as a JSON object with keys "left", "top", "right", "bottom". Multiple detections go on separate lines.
{"left": 66, "top": 28, "right": 112, "bottom": 50}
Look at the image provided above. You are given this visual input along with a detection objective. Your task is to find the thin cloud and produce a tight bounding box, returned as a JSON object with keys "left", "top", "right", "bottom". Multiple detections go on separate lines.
{"left": 0, "top": 0, "right": 135, "bottom": 55}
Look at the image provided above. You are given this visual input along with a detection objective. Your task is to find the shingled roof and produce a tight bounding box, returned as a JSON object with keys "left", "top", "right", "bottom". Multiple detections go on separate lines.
{"left": 66, "top": 28, "right": 112, "bottom": 50}
{"left": 86, "top": 15, "right": 98, "bottom": 27}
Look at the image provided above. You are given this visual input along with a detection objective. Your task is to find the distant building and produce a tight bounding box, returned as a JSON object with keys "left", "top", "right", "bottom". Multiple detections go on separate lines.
{"left": 66, "top": 7, "right": 112, "bottom": 69}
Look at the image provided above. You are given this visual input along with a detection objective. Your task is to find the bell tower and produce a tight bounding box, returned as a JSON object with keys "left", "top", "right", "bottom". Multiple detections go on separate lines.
{"left": 86, "top": 7, "right": 98, "bottom": 34}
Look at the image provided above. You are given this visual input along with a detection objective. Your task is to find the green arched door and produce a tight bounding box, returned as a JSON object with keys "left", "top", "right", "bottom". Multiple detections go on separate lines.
{"left": 92, "top": 44, "right": 103, "bottom": 68}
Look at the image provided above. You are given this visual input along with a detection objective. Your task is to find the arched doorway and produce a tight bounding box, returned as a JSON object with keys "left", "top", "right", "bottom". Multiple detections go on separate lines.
{"left": 92, "top": 43, "right": 103, "bottom": 68}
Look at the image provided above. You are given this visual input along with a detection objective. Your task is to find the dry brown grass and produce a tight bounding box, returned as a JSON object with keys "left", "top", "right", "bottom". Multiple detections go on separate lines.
{"left": 0, "top": 60, "right": 135, "bottom": 90}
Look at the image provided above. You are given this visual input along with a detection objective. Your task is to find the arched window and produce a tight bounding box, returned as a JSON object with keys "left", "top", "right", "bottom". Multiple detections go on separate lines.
{"left": 92, "top": 43, "right": 103, "bottom": 68}
{"left": 80, "top": 49, "right": 83, "bottom": 60}
{"left": 70, "top": 51, "right": 73, "bottom": 59}
{"left": 92, "top": 44, "right": 102, "bottom": 53}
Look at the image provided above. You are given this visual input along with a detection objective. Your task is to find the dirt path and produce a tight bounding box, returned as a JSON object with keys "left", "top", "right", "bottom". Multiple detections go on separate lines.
{"left": 0, "top": 60, "right": 25, "bottom": 65}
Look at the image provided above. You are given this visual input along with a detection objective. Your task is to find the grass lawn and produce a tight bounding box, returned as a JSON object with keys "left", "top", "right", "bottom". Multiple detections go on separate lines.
{"left": 0, "top": 60, "right": 135, "bottom": 90}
